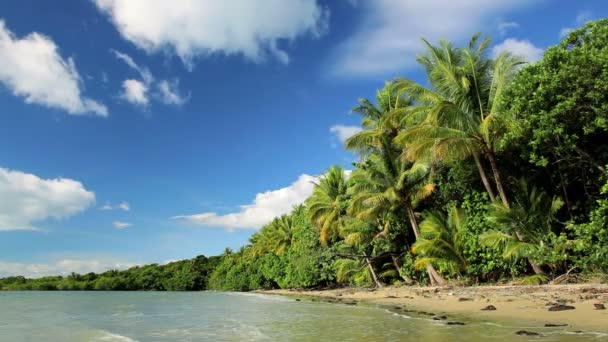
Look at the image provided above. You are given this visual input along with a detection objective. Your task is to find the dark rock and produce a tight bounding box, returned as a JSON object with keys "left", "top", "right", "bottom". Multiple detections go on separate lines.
{"left": 295, "top": 299, "right": 301, "bottom": 302}
{"left": 544, "top": 323, "right": 567, "bottom": 327}
{"left": 433, "top": 315, "right": 447, "bottom": 320}
{"left": 446, "top": 321, "right": 466, "bottom": 326}
{"left": 573, "top": 330, "right": 583, "bottom": 333}
{"left": 385, "top": 295, "right": 398, "bottom": 298}
{"left": 482, "top": 305, "right": 497, "bottom": 311}
{"left": 345, "top": 302, "right": 357, "bottom": 305}
{"left": 417, "top": 311, "right": 435, "bottom": 316}
{"left": 515, "top": 330, "right": 541, "bottom": 336}
{"left": 548, "top": 304, "right": 575, "bottom": 311}
{"left": 594, "top": 303, "right": 606, "bottom": 310}
{"left": 458, "top": 297, "right": 473, "bottom": 302}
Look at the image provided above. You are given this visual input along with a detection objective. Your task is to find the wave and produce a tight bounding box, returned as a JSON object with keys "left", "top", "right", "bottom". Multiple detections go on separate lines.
{"left": 223, "top": 291, "right": 293, "bottom": 302}
{"left": 88, "top": 330, "right": 138, "bottom": 342}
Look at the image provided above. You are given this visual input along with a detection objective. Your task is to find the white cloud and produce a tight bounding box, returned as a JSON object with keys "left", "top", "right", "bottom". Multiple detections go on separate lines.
{"left": 492, "top": 38, "right": 543, "bottom": 63}
{"left": 93, "top": 0, "right": 328, "bottom": 67}
{"left": 498, "top": 20, "right": 519, "bottom": 35}
{"left": 100, "top": 201, "right": 130, "bottom": 211}
{"left": 330, "top": 0, "right": 535, "bottom": 77}
{"left": 0, "top": 20, "right": 107, "bottom": 116}
{"left": 172, "top": 174, "right": 320, "bottom": 230}
{"left": 0, "top": 258, "right": 139, "bottom": 278}
{"left": 158, "top": 79, "right": 188, "bottom": 105}
{"left": 111, "top": 49, "right": 153, "bottom": 84}
{"left": 330, "top": 125, "right": 362, "bottom": 143}
{"left": 121, "top": 79, "right": 148, "bottom": 106}
{"left": 113, "top": 221, "right": 132, "bottom": 229}
{"left": 112, "top": 49, "right": 187, "bottom": 107}
{"left": 0, "top": 167, "right": 95, "bottom": 231}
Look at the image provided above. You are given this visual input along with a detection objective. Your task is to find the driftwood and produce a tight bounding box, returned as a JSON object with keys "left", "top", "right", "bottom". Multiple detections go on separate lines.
{"left": 551, "top": 266, "right": 578, "bottom": 285}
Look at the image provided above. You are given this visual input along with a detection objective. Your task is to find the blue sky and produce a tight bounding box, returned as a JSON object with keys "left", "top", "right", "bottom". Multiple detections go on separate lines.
{"left": 0, "top": 0, "right": 606, "bottom": 277}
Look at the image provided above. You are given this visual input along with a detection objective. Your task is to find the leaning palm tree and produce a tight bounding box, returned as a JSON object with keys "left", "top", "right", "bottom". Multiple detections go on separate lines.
{"left": 334, "top": 218, "right": 384, "bottom": 288}
{"left": 306, "top": 166, "right": 350, "bottom": 244}
{"left": 413, "top": 207, "right": 467, "bottom": 277}
{"left": 345, "top": 85, "right": 446, "bottom": 285}
{"left": 394, "top": 34, "right": 524, "bottom": 207}
{"left": 348, "top": 152, "right": 446, "bottom": 285}
{"left": 480, "top": 179, "right": 564, "bottom": 275}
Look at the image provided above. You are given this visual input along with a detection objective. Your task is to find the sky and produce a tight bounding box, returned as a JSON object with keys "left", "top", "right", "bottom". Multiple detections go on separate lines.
{"left": 0, "top": 0, "right": 606, "bottom": 277}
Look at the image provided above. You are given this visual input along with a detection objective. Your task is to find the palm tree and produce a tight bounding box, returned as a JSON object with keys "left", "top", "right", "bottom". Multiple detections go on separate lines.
{"left": 306, "top": 166, "right": 350, "bottom": 244}
{"left": 348, "top": 153, "right": 446, "bottom": 285}
{"left": 413, "top": 207, "right": 467, "bottom": 277}
{"left": 480, "top": 179, "right": 564, "bottom": 275}
{"left": 394, "top": 34, "right": 524, "bottom": 208}
{"left": 250, "top": 214, "right": 295, "bottom": 257}
{"left": 345, "top": 85, "right": 446, "bottom": 285}
{"left": 336, "top": 218, "right": 384, "bottom": 288}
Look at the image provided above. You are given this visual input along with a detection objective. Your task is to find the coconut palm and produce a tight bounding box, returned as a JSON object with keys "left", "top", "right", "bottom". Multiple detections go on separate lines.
{"left": 394, "top": 34, "right": 524, "bottom": 207}
{"left": 345, "top": 83, "right": 411, "bottom": 156}
{"left": 348, "top": 152, "right": 446, "bottom": 285}
{"left": 413, "top": 207, "right": 467, "bottom": 276}
{"left": 250, "top": 214, "right": 295, "bottom": 257}
{"left": 334, "top": 218, "right": 384, "bottom": 288}
{"left": 480, "top": 179, "right": 564, "bottom": 274}
{"left": 306, "top": 166, "right": 350, "bottom": 244}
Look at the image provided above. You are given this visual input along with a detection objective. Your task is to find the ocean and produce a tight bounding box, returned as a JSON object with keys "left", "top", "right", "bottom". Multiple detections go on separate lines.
{"left": 0, "top": 291, "right": 605, "bottom": 341}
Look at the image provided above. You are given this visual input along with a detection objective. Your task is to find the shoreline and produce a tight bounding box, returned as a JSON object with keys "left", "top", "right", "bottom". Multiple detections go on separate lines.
{"left": 261, "top": 284, "right": 608, "bottom": 334}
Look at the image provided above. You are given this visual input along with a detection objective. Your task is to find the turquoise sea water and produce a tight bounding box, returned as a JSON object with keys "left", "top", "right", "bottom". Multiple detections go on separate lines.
{"left": 0, "top": 291, "right": 606, "bottom": 341}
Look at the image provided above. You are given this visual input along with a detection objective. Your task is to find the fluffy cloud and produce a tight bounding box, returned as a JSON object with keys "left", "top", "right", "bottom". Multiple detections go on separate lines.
{"left": 113, "top": 221, "right": 132, "bottom": 229}
{"left": 121, "top": 79, "right": 148, "bottom": 106}
{"left": 0, "top": 258, "right": 138, "bottom": 278}
{"left": 0, "top": 167, "right": 95, "bottom": 231}
{"left": 172, "top": 174, "right": 320, "bottom": 230}
{"left": 158, "top": 80, "right": 188, "bottom": 105}
{"left": 0, "top": 20, "right": 107, "bottom": 116}
{"left": 330, "top": 0, "right": 535, "bottom": 76}
{"left": 100, "top": 201, "right": 130, "bottom": 211}
{"left": 94, "top": 0, "right": 328, "bottom": 67}
{"left": 330, "top": 125, "right": 362, "bottom": 143}
{"left": 492, "top": 38, "right": 543, "bottom": 63}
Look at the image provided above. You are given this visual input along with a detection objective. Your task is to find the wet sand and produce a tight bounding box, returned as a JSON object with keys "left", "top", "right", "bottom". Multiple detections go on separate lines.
{"left": 263, "top": 284, "right": 608, "bottom": 334}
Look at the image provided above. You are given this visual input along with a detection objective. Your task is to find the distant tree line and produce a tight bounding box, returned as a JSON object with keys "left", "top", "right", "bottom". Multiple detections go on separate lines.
{"left": 0, "top": 256, "right": 221, "bottom": 291}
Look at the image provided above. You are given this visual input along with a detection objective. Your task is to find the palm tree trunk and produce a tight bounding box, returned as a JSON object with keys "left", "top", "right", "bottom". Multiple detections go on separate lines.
{"left": 391, "top": 255, "right": 415, "bottom": 285}
{"left": 486, "top": 150, "right": 509, "bottom": 208}
{"left": 365, "top": 256, "right": 382, "bottom": 288}
{"left": 405, "top": 204, "right": 446, "bottom": 286}
{"left": 473, "top": 152, "right": 496, "bottom": 202}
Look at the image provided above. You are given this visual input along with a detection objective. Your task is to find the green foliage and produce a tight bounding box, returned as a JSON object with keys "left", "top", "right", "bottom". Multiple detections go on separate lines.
{"left": 481, "top": 180, "right": 569, "bottom": 274}
{"left": 571, "top": 173, "right": 608, "bottom": 272}
{"left": 413, "top": 207, "right": 467, "bottom": 277}
{"left": 0, "top": 256, "right": 221, "bottom": 291}
{"left": 504, "top": 19, "right": 608, "bottom": 219}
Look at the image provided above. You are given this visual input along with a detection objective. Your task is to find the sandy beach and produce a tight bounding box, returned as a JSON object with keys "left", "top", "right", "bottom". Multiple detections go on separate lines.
{"left": 263, "top": 284, "right": 608, "bottom": 334}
